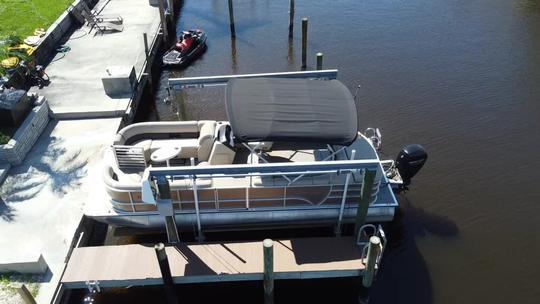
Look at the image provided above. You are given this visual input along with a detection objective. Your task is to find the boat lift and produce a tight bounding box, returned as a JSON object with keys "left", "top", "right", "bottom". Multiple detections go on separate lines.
{"left": 167, "top": 69, "right": 339, "bottom": 91}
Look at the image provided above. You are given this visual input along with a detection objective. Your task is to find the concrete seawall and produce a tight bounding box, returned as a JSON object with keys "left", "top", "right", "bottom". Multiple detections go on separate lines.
{"left": 0, "top": 98, "right": 50, "bottom": 165}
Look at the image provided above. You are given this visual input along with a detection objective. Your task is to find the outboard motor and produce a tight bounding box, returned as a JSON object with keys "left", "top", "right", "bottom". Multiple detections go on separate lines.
{"left": 395, "top": 144, "right": 427, "bottom": 186}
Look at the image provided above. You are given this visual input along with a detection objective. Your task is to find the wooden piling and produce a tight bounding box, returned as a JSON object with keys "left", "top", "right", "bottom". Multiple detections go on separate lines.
{"left": 316, "top": 52, "right": 323, "bottom": 70}
{"left": 263, "top": 239, "right": 274, "bottom": 304}
{"left": 158, "top": 0, "right": 169, "bottom": 43}
{"left": 231, "top": 37, "right": 238, "bottom": 73}
{"left": 301, "top": 18, "right": 308, "bottom": 68}
{"left": 288, "top": 0, "right": 295, "bottom": 38}
{"left": 16, "top": 284, "right": 36, "bottom": 304}
{"left": 156, "top": 177, "right": 180, "bottom": 243}
{"left": 154, "top": 243, "right": 178, "bottom": 304}
{"left": 166, "top": 0, "right": 174, "bottom": 18}
{"left": 143, "top": 33, "right": 150, "bottom": 63}
{"left": 228, "top": 0, "right": 236, "bottom": 37}
{"left": 362, "top": 236, "right": 381, "bottom": 288}
{"left": 354, "top": 169, "right": 377, "bottom": 236}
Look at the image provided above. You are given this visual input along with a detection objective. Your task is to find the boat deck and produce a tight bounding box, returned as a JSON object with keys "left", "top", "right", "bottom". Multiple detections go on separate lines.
{"left": 61, "top": 237, "right": 365, "bottom": 288}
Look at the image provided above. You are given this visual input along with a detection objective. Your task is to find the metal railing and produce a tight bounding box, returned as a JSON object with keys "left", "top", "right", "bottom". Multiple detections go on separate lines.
{"left": 168, "top": 69, "right": 339, "bottom": 90}
{"left": 358, "top": 224, "right": 387, "bottom": 266}
{"left": 109, "top": 158, "right": 393, "bottom": 211}
{"left": 111, "top": 169, "right": 385, "bottom": 212}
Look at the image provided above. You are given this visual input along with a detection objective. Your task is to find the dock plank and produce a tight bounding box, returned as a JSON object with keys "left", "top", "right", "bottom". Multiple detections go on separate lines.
{"left": 61, "top": 237, "right": 365, "bottom": 288}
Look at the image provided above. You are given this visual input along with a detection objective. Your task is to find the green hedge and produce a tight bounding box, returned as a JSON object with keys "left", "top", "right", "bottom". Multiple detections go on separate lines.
{"left": 0, "top": 132, "right": 10, "bottom": 145}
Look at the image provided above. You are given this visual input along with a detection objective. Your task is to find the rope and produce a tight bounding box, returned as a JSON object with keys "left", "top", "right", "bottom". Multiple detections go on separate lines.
{"left": 50, "top": 45, "right": 71, "bottom": 63}
{"left": 56, "top": 45, "right": 71, "bottom": 53}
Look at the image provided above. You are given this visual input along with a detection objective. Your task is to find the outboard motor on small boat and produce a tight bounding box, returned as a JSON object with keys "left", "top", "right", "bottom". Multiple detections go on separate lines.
{"left": 395, "top": 144, "right": 427, "bottom": 186}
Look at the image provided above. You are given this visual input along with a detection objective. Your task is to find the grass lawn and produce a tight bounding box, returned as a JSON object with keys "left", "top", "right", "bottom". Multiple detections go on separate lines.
{"left": 0, "top": 0, "right": 74, "bottom": 37}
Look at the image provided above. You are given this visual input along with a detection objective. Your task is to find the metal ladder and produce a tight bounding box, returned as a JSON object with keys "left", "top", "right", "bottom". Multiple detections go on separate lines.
{"left": 357, "top": 224, "right": 387, "bottom": 269}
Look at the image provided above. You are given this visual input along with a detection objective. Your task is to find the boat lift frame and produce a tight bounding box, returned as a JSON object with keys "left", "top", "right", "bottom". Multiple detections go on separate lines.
{"left": 157, "top": 69, "right": 387, "bottom": 243}
{"left": 167, "top": 69, "right": 339, "bottom": 91}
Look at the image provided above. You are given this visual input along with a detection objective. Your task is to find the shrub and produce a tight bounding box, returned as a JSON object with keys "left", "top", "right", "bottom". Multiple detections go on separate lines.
{"left": 0, "top": 34, "right": 30, "bottom": 77}
{"left": 0, "top": 132, "right": 10, "bottom": 145}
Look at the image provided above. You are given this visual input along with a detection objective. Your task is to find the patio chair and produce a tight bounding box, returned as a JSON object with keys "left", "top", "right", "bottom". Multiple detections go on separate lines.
{"left": 69, "top": 4, "right": 123, "bottom": 34}
{"left": 82, "top": 10, "right": 124, "bottom": 33}
{"left": 80, "top": 1, "right": 123, "bottom": 25}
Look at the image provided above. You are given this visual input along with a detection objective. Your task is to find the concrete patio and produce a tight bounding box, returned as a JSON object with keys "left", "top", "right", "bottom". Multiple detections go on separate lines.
{"left": 37, "top": 0, "right": 161, "bottom": 119}
{"left": 0, "top": 118, "right": 120, "bottom": 303}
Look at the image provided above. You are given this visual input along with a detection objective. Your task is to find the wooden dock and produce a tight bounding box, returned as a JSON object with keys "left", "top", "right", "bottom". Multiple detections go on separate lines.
{"left": 61, "top": 237, "right": 365, "bottom": 289}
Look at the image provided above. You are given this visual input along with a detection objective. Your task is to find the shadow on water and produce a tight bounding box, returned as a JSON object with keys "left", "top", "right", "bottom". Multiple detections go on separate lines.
{"left": 369, "top": 195, "right": 459, "bottom": 304}
{"left": 181, "top": 6, "right": 273, "bottom": 38}
{"left": 0, "top": 121, "right": 89, "bottom": 205}
{"left": 520, "top": 0, "right": 540, "bottom": 13}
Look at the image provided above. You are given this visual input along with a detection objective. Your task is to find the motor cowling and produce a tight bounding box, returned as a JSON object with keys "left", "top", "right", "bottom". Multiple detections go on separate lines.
{"left": 395, "top": 144, "right": 427, "bottom": 186}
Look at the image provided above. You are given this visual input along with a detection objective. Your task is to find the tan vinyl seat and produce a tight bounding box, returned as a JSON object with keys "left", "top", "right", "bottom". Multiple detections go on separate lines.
{"left": 128, "top": 121, "right": 216, "bottom": 163}
{"left": 169, "top": 177, "right": 214, "bottom": 190}
{"left": 207, "top": 141, "right": 236, "bottom": 165}
{"left": 197, "top": 121, "right": 216, "bottom": 161}
{"left": 198, "top": 121, "right": 236, "bottom": 166}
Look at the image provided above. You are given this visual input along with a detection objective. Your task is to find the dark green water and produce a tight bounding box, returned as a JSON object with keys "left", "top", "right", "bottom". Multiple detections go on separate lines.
{"left": 150, "top": 0, "right": 540, "bottom": 303}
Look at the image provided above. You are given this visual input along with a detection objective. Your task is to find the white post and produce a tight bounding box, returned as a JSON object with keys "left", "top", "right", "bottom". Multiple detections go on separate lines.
{"left": 245, "top": 187, "right": 250, "bottom": 209}
{"left": 128, "top": 192, "right": 136, "bottom": 212}
{"left": 156, "top": 176, "right": 179, "bottom": 243}
{"left": 335, "top": 149, "right": 356, "bottom": 236}
{"left": 362, "top": 236, "right": 381, "bottom": 287}
{"left": 191, "top": 174, "right": 203, "bottom": 241}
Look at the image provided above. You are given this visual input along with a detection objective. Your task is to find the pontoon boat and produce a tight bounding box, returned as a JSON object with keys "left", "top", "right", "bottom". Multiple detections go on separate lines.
{"left": 89, "top": 78, "right": 427, "bottom": 230}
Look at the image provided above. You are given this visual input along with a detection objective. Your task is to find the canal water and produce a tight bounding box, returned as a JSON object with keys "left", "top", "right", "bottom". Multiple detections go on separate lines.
{"left": 150, "top": 0, "right": 540, "bottom": 303}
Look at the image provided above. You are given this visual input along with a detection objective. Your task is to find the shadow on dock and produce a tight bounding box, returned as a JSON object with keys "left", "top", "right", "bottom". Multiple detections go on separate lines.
{"left": 369, "top": 195, "right": 459, "bottom": 304}
{"left": 0, "top": 121, "right": 89, "bottom": 204}
{"left": 172, "top": 244, "right": 217, "bottom": 276}
{"left": 0, "top": 196, "right": 15, "bottom": 222}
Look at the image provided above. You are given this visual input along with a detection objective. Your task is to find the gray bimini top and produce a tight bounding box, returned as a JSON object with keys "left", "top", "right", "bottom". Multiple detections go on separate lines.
{"left": 225, "top": 78, "right": 358, "bottom": 146}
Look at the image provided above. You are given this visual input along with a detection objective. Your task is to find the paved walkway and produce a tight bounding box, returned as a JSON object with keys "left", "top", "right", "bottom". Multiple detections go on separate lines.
{"left": 37, "top": 0, "right": 161, "bottom": 118}
{"left": 0, "top": 118, "right": 120, "bottom": 303}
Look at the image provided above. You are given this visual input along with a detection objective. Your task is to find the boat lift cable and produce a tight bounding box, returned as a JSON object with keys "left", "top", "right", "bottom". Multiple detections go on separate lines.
{"left": 353, "top": 84, "right": 361, "bottom": 102}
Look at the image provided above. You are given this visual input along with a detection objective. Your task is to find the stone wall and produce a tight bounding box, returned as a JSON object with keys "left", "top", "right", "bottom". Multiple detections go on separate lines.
{"left": 0, "top": 97, "right": 50, "bottom": 165}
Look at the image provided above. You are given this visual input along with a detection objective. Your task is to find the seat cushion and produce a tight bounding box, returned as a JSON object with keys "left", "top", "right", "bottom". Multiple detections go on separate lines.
{"left": 169, "top": 177, "right": 213, "bottom": 190}
{"left": 197, "top": 122, "right": 216, "bottom": 161}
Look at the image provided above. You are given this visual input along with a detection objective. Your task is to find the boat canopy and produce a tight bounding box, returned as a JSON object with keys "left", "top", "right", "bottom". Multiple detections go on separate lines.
{"left": 225, "top": 78, "right": 358, "bottom": 146}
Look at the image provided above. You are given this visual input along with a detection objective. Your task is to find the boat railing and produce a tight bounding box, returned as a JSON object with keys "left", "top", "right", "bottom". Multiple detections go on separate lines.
{"left": 110, "top": 159, "right": 391, "bottom": 211}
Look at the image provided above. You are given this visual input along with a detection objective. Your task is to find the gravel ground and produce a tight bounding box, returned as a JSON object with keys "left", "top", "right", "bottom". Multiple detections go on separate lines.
{"left": 0, "top": 273, "right": 40, "bottom": 304}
